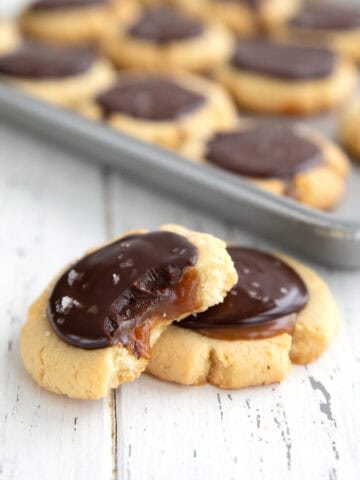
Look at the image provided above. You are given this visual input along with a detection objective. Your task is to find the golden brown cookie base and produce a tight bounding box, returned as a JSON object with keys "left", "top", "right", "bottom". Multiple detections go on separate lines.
{"left": 1, "top": 59, "right": 115, "bottom": 108}
{"left": 217, "top": 58, "right": 356, "bottom": 115}
{"left": 0, "top": 20, "right": 20, "bottom": 54}
{"left": 147, "top": 255, "right": 339, "bottom": 389}
{"left": 19, "top": 1, "right": 138, "bottom": 46}
{"left": 79, "top": 73, "right": 237, "bottom": 149}
{"left": 21, "top": 224, "right": 237, "bottom": 399}
{"left": 102, "top": 21, "right": 233, "bottom": 73}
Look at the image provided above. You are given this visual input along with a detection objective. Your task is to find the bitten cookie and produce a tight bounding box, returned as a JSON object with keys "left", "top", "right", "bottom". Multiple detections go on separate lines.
{"left": 217, "top": 39, "right": 356, "bottom": 115}
{"left": 80, "top": 72, "right": 237, "bottom": 149}
{"left": 0, "top": 20, "right": 20, "bottom": 55}
{"left": 276, "top": 3, "right": 360, "bottom": 63}
{"left": 147, "top": 246, "right": 339, "bottom": 389}
{"left": 339, "top": 98, "right": 360, "bottom": 161}
{"left": 21, "top": 225, "right": 237, "bottom": 399}
{"left": 181, "top": 123, "right": 350, "bottom": 210}
{"left": 0, "top": 42, "right": 115, "bottom": 108}
{"left": 176, "top": 0, "right": 301, "bottom": 37}
{"left": 102, "top": 6, "right": 233, "bottom": 73}
{"left": 19, "top": 0, "right": 138, "bottom": 46}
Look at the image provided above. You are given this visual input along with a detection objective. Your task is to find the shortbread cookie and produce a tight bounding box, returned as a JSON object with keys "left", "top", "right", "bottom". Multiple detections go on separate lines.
{"left": 147, "top": 247, "right": 339, "bottom": 389}
{"left": 217, "top": 39, "right": 356, "bottom": 115}
{"left": 339, "top": 98, "right": 360, "bottom": 161}
{"left": 182, "top": 123, "right": 350, "bottom": 210}
{"left": 0, "top": 20, "right": 20, "bottom": 55}
{"left": 80, "top": 73, "right": 237, "bottom": 149}
{"left": 20, "top": 0, "right": 138, "bottom": 46}
{"left": 176, "top": 0, "right": 301, "bottom": 37}
{"left": 0, "top": 42, "right": 115, "bottom": 108}
{"left": 21, "top": 225, "right": 237, "bottom": 399}
{"left": 102, "top": 6, "right": 233, "bottom": 73}
{"left": 276, "top": 3, "right": 360, "bottom": 63}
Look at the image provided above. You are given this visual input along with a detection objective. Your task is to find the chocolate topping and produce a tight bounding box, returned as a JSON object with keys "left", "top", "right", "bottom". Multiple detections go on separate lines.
{"left": 128, "top": 7, "right": 204, "bottom": 44}
{"left": 290, "top": 4, "right": 360, "bottom": 31}
{"left": 0, "top": 43, "right": 95, "bottom": 79}
{"left": 48, "top": 231, "right": 198, "bottom": 357}
{"left": 96, "top": 76, "right": 206, "bottom": 121}
{"left": 205, "top": 125, "right": 323, "bottom": 179}
{"left": 179, "top": 247, "right": 308, "bottom": 340}
{"left": 29, "top": 0, "right": 109, "bottom": 11}
{"left": 232, "top": 40, "right": 336, "bottom": 79}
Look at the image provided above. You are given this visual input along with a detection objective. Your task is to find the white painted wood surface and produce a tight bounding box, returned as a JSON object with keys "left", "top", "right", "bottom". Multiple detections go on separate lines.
{"left": 1, "top": 118, "right": 359, "bottom": 480}
{"left": 0, "top": 1, "right": 359, "bottom": 477}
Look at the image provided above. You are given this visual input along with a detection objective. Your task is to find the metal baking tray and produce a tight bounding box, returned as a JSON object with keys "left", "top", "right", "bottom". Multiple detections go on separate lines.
{"left": 1, "top": 81, "right": 360, "bottom": 269}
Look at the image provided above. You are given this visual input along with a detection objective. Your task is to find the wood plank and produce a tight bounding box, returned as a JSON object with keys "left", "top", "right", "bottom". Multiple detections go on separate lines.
{"left": 0, "top": 123, "right": 114, "bottom": 480}
{"left": 109, "top": 173, "right": 359, "bottom": 480}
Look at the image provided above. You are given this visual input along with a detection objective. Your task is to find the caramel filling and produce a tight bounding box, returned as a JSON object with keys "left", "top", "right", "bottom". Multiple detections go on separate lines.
{"left": 195, "top": 313, "right": 296, "bottom": 341}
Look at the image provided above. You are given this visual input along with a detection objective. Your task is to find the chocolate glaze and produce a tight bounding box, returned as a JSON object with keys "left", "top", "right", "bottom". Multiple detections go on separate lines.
{"left": 179, "top": 247, "right": 308, "bottom": 340}
{"left": 29, "top": 0, "right": 109, "bottom": 11}
{"left": 290, "top": 4, "right": 360, "bottom": 31}
{"left": 128, "top": 7, "right": 204, "bottom": 44}
{"left": 232, "top": 40, "right": 336, "bottom": 79}
{"left": 0, "top": 43, "right": 95, "bottom": 79}
{"left": 96, "top": 76, "right": 206, "bottom": 121}
{"left": 48, "top": 231, "right": 198, "bottom": 357}
{"left": 205, "top": 124, "right": 323, "bottom": 179}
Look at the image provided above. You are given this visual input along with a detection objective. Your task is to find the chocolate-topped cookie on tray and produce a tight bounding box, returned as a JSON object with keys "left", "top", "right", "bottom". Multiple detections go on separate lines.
{"left": 20, "top": 0, "right": 139, "bottom": 46}
{"left": 102, "top": 5, "right": 233, "bottom": 73}
{"left": 0, "top": 41, "right": 115, "bottom": 107}
{"left": 217, "top": 39, "right": 356, "bottom": 115}
{"left": 181, "top": 122, "right": 350, "bottom": 210}
{"left": 275, "top": 2, "right": 360, "bottom": 63}
{"left": 80, "top": 72, "right": 237, "bottom": 149}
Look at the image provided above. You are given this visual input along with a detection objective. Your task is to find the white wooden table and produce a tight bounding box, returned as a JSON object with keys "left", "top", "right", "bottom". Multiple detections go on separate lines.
{"left": 1, "top": 115, "right": 359, "bottom": 480}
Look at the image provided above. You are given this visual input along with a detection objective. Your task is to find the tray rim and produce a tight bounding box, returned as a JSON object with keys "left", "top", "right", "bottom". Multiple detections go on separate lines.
{"left": 1, "top": 82, "right": 360, "bottom": 267}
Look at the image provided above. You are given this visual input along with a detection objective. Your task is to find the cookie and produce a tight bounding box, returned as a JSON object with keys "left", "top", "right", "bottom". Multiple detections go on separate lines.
{"left": 217, "top": 39, "right": 356, "bottom": 115}
{"left": 0, "top": 20, "right": 20, "bottom": 55}
{"left": 102, "top": 6, "right": 233, "bottom": 73}
{"left": 339, "top": 98, "right": 360, "bottom": 161}
{"left": 174, "top": 0, "right": 301, "bottom": 37}
{"left": 147, "top": 247, "right": 339, "bottom": 389}
{"left": 276, "top": 3, "right": 360, "bottom": 63}
{"left": 19, "top": 0, "right": 139, "bottom": 46}
{"left": 181, "top": 122, "right": 350, "bottom": 210}
{"left": 21, "top": 225, "right": 237, "bottom": 399}
{"left": 0, "top": 42, "right": 115, "bottom": 108}
{"left": 80, "top": 72, "right": 237, "bottom": 149}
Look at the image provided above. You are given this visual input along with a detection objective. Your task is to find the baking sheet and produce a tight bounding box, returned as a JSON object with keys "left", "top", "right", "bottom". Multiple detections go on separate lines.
{"left": 1, "top": 82, "right": 360, "bottom": 269}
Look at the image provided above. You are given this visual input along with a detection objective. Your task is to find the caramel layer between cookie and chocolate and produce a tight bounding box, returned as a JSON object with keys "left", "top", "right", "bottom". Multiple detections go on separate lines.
{"left": 0, "top": 43, "right": 95, "bottom": 79}
{"left": 128, "top": 7, "right": 205, "bottom": 44}
{"left": 96, "top": 76, "right": 206, "bottom": 121}
{"left": 231, "top": 40, "right": 336, "bottom": 80}
{"left": 48, "top": 231, "right": 199, "bottom": 358}
{"left": 205, "top": 124, "right": 324, "bottom": 179}
{"left": 179, "top": 247, "right": 308, "bottom": 340}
